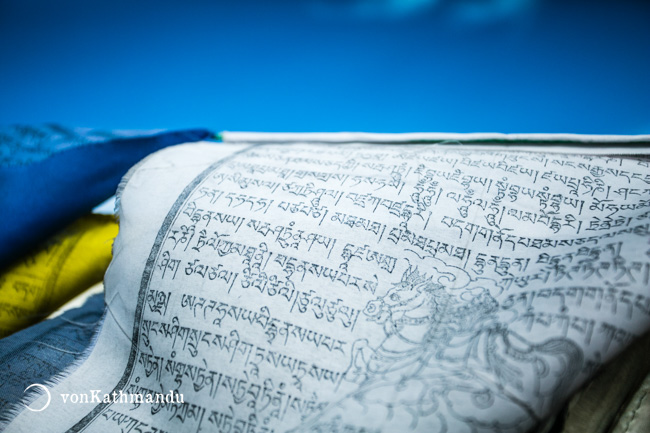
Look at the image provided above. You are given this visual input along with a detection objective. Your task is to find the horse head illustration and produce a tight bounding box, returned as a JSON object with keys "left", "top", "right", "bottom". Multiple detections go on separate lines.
{"left": 363, "top": 262, "right": 470, "bottom": 328}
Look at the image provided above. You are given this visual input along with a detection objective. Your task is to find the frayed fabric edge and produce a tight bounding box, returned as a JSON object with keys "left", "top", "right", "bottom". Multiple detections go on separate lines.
{"left": 0, "top": 309, "right": 107, "bottom": 431}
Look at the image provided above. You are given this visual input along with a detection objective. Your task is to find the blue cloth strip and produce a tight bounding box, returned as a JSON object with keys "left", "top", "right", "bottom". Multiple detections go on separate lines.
{"left": 0, "top": 125, "right": 212, "bottom": 268}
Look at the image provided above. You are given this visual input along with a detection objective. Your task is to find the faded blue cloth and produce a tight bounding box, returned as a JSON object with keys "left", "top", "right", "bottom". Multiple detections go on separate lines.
{"left": 0, "top": 293, "right": 105, "bottom": 418}
{"left": 0, "top": 124, "right": 212, "bottom": 268}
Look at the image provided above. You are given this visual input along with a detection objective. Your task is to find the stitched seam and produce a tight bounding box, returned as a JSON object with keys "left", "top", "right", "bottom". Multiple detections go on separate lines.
{"left": 622, "top": 389, "right": 649, "bottom": 433}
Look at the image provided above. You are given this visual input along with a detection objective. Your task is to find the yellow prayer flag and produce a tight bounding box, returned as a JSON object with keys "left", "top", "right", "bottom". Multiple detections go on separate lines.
{"left": 0, "top": 214, "right": 117, "bottom": 337}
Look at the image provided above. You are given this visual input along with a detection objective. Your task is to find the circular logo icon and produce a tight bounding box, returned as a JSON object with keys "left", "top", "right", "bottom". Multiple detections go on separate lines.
{"left": 23, "top": 384, "right": 51, "bottom": 412}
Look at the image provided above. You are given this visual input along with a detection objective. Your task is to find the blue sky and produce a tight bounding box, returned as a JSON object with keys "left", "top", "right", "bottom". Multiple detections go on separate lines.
{"left": 1, "top": 0, "right": 649, "bottom": 134}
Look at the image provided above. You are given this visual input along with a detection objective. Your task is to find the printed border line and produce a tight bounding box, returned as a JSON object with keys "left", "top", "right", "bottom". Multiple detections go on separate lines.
{"left": 69, "top": 145, "right": 257, "bottom": 432}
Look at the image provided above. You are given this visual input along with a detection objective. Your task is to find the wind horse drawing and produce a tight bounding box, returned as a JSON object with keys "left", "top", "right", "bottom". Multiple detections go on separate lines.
{"left": 297, "top": 259, "right": 583, "bottom": 433}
